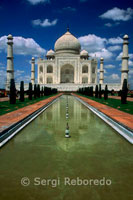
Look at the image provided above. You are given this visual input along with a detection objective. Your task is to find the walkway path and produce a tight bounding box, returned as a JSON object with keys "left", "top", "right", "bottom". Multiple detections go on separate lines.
{"left": 73, "top": 94, "right": 133, "bottom": 130}
{"left": 109, "top": 96, "right": 133, "bottom": 102}
{"left": 0, "top": 97, "right": 9, "bottom": 102}
{"left": 0, "top": 94, "right": 62, "bottom": 133}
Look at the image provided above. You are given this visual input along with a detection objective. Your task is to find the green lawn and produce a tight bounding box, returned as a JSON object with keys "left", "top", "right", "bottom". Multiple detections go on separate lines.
{"left": 77, "top": 93, "right": 133, "bottom": 115}
{"left": 0, "top": 95, "right": 56, "bottom": 116}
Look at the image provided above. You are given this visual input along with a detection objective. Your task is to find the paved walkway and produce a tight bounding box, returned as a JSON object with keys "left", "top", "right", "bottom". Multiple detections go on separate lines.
{"left": 73, "top": 94, "right": 133, "bottom": 130}
{"left": 109, "top": 96, "right": 133, "bottom": 102}
{"left": 0, "top": 97, "right": 9, "bottom": 102}
{"left": 0, "top": 94, "right": 62, "bottom": 133}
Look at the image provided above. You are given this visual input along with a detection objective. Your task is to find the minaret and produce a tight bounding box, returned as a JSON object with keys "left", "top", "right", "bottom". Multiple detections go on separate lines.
{"left": 6, "top": 34, "right": 14, "bottom": 91}
{"left": 99, "top": 57, "right": 104, "bottom": 84}
{"left": 121, "top": 35, "right": 129, "bottom": 86}
{"left": 31, "top": 57, "right": 35, "bottom": 84}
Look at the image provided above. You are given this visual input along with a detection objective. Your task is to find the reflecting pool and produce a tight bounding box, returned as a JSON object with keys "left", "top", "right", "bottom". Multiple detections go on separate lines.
{"left": 0, "top": 95, "right": 132, "bottom": 200}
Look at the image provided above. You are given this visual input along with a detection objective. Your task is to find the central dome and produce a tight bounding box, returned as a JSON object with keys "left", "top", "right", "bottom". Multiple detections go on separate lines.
{"left": 54, "top": 31, "right": 81, "bottom": 54}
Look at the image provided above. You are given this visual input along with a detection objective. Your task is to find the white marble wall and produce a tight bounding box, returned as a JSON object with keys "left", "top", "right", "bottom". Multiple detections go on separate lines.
{"left": 38, "top": 55, "right": 97, "bottom": 85}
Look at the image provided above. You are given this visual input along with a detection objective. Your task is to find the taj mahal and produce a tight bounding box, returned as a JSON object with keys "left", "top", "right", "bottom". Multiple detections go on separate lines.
{"left": 37, "top": 28, "right": 97, "bottom": 85}
{"left": 6, "top": 29, "right": 129, "bottom": 91}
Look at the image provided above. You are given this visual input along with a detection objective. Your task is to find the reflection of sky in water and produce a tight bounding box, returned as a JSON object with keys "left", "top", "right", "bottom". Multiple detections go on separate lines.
{"left": 0, "top": 95, "right": 132, "bottom": 200}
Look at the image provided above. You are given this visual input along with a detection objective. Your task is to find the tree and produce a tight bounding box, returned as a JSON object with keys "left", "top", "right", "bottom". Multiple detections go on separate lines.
{"left": 111, "top": 89, "right": 115, "bottom": 96}
{"left": 41, "top": 87, "right": 44, "bottom": 97}
{"left": 99, "top": 84, "right": 102, "bottom": 98}
{"left": 95, "top": 85, "right": 98, "bottom": 98}
{"left": 20, "top": 81, "right": 24, "bottom": 102}
{"left": 90, "top": 86, "right": 93, "bottom": 97}
{"left": 88, "top": 87, "right": 91, "bottom": 96}
{"left": 85, "top": 87, "right": 88, "bottom": 96}
{"left": 37, "top": 84, "right": 40, "bottom": 98}
{"left": 10, "top": 79, "right": 16, "bottom": 104}
{"left": 34, "top": 84, "right": 37, "bottom": 99}
{"left": 121, "top": 79, "right": 128, "bottom": 104}
{"left": 52, "top": 88, "right": 57, "bottom": 94}
{"left": 43, "top": 86, "right": 45, "bottom": 96}
{"left": 28, "top": 83, "right": 32, "bottom": 100}
{"left": 118, "top": 90, "right": 121, "bottom": 97}
{"left": 104, "top": 85, "right": 108, "bottom": 100}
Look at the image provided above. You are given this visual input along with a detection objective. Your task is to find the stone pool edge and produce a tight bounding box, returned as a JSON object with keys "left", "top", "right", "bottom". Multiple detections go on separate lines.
{"left": 72, "top": 94, "right": 133, "bottom": 144}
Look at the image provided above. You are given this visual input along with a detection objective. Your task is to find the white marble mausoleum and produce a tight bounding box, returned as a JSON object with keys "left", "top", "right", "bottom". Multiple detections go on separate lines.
{"left": 37, "top": 29, "right": 97, "bottom": 86}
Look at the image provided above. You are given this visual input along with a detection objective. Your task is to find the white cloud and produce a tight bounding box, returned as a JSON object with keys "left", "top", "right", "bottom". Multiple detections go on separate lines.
{"left": 104, "top": 22, "right": 120, "bottom": 27}
{"left": 108, "top": 37, "right": 123, "bottom": 44}
{"left": 129, "top": 60, "right": 133, "bottom": 67}
{"left": 129, "top": 69, "right": 133, "bottom": 74}
{"left": 108, "top": 45, "right": 121, "bottom": 51}
{"left": 99, "top": 7, "right": 133, "bottom": 21}
{"left": 0, "top": 67, "right": 6, "bottom": 88}
{"left": 15, "top": 70, "right": 25, "bottom": 76}
{"left": 78, "top": 34, "right": 107, "bottom": 52}
{"left": 78, "top": 34, "right": 116, "bottom": 60}
{"left": 104, "top": 64, "right": 115, "bottom": 69}
{"left": 129, "top": 54, "right": 133, "bottom": 59}
{"left": 0, "top": 63, "right": 5, "bottom": 68}
{"left": 104, "top": 73, "right": 120, "bottom": 83}
{"left": 63, "top": 7, "right": 76, "bottom": 12}
{"left": 0, "top": 64, "right": 31, "bottom": 88}
{"left": 116, "top": 52, "right": 122, "bottom": 60}
{"left": 105, "top": 23, "right": 112, "bottom": 27}
{"left": 0, "top": 36, "right": 46, "bottom": 56}
{"left": 117, "top": 53, "right": 133, "bottom": 61}
{"left": 110, "top": 73, "right": 120, "bottom": 80}
{"left": 26, "top": 0, "right": 50, "bottom": 5}
{"left": 16, "top": 75, "right": 31, "bottom": 83}
{"left": 90, "top": 49, "right": 113, "bottom": 60}
{"left": 32, "top": 19, "right": 58, "bottom": 27}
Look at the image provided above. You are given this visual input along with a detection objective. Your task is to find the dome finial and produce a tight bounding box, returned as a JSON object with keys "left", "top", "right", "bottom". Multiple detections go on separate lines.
{"left": 67, "top": 25, "right": 69, "bottom": 32}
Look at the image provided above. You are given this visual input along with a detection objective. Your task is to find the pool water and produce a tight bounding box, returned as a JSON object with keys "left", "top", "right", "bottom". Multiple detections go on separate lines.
{"left": 0, "top": 95, "right": 132, "bottom": 200}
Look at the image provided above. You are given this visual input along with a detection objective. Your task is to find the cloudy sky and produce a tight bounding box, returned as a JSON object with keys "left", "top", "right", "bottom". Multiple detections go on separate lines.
{"left": 0, "top": 0, "right": 133, "bottom": 88}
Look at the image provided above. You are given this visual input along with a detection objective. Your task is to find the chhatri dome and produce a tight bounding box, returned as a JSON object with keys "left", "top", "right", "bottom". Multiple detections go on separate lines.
{"left": 54, "top": 28, "right": 81, "bottom": 54}
{"left": 46, "top": 49, "right": 55, "bottom": 56}
{"left": 80, "top": 50, "right": 89, "bottom": 56}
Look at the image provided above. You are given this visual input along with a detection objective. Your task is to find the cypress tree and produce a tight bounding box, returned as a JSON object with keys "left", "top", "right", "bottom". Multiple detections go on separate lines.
{"left": 44, "top": 86, "right": 46, "bottom": 96}
{"left": 41, "top": 87, "right": 44, "bottom": 97}
{"left": 99, "top": 84, "right": 102, "bottom": 99}
{"left": 49, "top": 87, "right": 52, "bottom": 95}
{"left": 90, "top": 86, "right": 93, "bottom": 97}
{"left": 20, "top": 81, "right": 24, "bottom": 102}
{"left": 28, "top": 82, "right": 32, "bottom": 100}
{"left": 37, "top": 84, "right": 40, "bottom": 97}
{"left": 84, "top": 87, "right": 88, "bottom": 96}
{"left": 84, "top": 87, "right": 86, "bottom": 95}
{"left": 36, "top": 84, "right": 38, "bottom": 97}
{"left": 118, "top": 90, "right": 121, "bottom": 97}
{"left": 95, "top": 85, "right": 98, "bottom": 98}
{"left": 53, "top": 88, "right": 57, "bottom": 94}
{"left": 34, "top": 84, "right": 37, "bottom": 99}
{"left": 104, "top": 85, "right": 108, "bottom": 100}
{"left": 88, "top": 87, "right": 90, "bottom": 96}
{"left": 10, "top": 79, "right": 16, "bottom": 104}
{"left": 43, "top": 86, "right": 45, "bottom": 96}
{"left": 121, "top": 79, "right": 128, "bottom": 104}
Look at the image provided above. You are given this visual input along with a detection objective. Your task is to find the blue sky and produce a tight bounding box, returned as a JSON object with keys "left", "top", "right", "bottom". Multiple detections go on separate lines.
{"left": 0, "top": 0, "right": 133, "bottom": 88}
